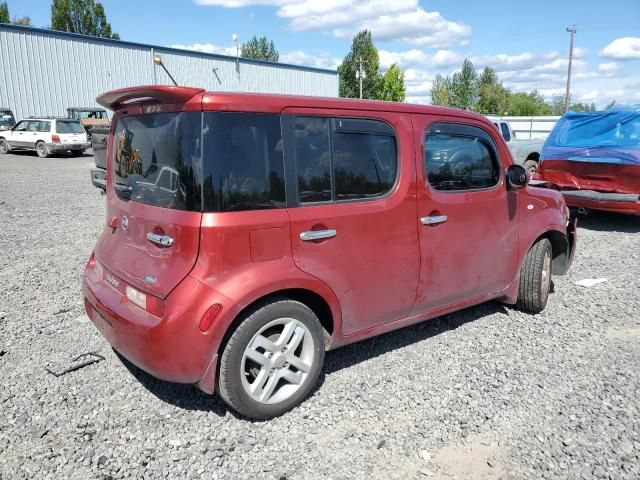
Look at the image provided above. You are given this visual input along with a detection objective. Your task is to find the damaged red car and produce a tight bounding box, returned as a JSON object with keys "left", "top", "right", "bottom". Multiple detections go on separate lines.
{"left": 83, "top": 85, "right": 577, "bottom": 419}
{"left": 538, "top": 108, "right": 640, "bottom": 215}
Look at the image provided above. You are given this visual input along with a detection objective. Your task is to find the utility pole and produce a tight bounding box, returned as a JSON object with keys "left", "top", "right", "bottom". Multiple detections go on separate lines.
{"left": 358, "top": 56, "right": 364, "bottom": 99}
{"left": 564, "top": 26, "right": 577, "bottom": 112}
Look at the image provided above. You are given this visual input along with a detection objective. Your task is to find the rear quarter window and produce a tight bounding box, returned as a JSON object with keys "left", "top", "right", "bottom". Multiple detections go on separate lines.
{"left": 201, "top": 112, "right": 285, "bottom": 212}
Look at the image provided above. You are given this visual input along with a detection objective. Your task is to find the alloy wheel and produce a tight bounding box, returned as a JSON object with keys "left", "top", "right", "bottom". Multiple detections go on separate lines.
{"left": 240, "top": 317, "right": 315, "bottom": 404}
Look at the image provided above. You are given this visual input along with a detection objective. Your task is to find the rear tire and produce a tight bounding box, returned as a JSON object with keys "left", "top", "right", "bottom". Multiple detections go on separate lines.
{"left": 36, "top": 141, "right": 49, "bottom": 158}
{"left": 218, "top": 299, "right": 325, "bottom": 419}
{"left": 516, "top": 238, "right": 552, "bottom": 313}
{"left": 0, "top": 139, "right": 9, "bottom": 154}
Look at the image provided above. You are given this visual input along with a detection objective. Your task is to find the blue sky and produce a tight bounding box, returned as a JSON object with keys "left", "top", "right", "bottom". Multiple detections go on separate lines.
{"left": 9, "top": 0, "right": 640, "bottom": 106}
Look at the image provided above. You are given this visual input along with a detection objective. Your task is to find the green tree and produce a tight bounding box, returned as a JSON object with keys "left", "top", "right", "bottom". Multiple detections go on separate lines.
{"left": 241, "top": 35, "right": 279, "bottom": 62}
{"left": 550, "top": 95, "right": 565, "bottom": 115}
{"left": 430, "top": 73, "right": 452, "bottom": 106}
{"left": 51, "top": 0, "right": 119, "bottom": 39}
{"left": 377, "top": 64, "right": 405, "bottom": 102}
{"left": 338, "top": 30, "right": 381, "bottom": 99}
{"left": 0, "top": 2, "right": 9, "bottom": 23}
{"left": 506, "top": 91, "right": 551, "bottom": 116}
{"left": 450, "top": 59, "right": 479, "bottom": 110}
{"left": 475, "top": 67, "right": 509, "bottom": 115}
{"left": 569, "top": 102, "right": 597, "bottom": 112}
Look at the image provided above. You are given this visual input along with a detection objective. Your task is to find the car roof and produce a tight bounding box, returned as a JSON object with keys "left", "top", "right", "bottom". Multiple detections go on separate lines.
{"left": 96, "top": 85, "right": 492, "bottom": 125}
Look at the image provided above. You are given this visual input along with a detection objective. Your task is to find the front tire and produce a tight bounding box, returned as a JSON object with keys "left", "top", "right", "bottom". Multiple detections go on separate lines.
{"left": 516, "top": 238, "right": 552, "bottom": 313}
{"left": 218, "top": 299, "right": 325, "bottom": 419}
{"left": 36, "top": 141, "right": 49, "bottom": 158}
{"left": 0, "top": 139, "right": 9, "bottom": 154}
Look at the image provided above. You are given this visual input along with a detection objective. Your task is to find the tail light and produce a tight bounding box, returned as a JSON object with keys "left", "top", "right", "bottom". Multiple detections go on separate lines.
{"left": 125, "top": 285, "right": 166, "bottom": 318}
{"left": 51, "top": 135, "right": 61, "bottom": 143}
{"left": 199, "top": 304, "right": 223, "bottom": 332}
{"left": 86, "top": 252, "right": 96, "bottom": 268}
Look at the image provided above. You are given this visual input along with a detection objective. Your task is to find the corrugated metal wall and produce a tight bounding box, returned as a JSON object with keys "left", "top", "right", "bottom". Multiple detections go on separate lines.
{"left": 0, "top": 25, "right": 338, "bottom": 120}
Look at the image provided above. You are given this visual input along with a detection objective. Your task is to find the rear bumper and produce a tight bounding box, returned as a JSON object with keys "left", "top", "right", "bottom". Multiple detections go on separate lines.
{"left": 83, "top": 260, "right": 234, "bottom": 393}
{"left": 48, "top": 142, "right": 90, "bottom": 151}
{"left": 562, "top": 190, "right": 640, "bottom": 215}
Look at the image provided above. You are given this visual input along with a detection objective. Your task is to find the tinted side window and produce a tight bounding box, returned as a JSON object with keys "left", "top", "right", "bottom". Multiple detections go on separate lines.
{"left": 332, "top": 123, "right": 397, "bottom": 200}
{"left": 425, "top": 132, "right": 500, "bottom": 191}
{"left": 293, "top": 116, "right": 397, "bottom": 203}
{"left": 201, "top": 113, "right": 285, "bottom": 212}
{"left": 38, "top": 121, "right": 51, "bottom": 132}
{"left": 500, "top": 123, "right": 511, "bottom": 142}
{"left": 293, "top": 117, "right": 331, "bottom": 203}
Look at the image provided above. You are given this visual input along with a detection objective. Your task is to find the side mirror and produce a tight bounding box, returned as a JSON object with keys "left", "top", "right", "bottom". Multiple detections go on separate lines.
{"left": 506, "top": 164, "right": 529, "bottom": 189}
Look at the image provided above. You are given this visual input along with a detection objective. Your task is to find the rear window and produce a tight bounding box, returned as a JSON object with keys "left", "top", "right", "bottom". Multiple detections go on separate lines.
{"left": 113, "top": 112, "right": 202, "bottom": 211}
{"left": 56, "top": 121, "right": 85, "bottom": 134}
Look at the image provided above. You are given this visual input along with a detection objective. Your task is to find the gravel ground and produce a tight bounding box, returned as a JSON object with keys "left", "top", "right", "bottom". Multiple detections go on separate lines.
{"left": 0, "top": 152, "right": 639, "bottom": 480}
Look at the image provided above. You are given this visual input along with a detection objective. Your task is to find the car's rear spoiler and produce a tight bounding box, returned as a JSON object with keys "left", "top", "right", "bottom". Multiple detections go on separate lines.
{"left": 96, "top": 85, "right": 205, "bottom": 111}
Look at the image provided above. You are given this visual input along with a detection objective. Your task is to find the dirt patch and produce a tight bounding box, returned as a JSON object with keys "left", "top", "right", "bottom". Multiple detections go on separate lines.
{"left": 431, "top": 435, "right": 505, "bottom": 480}
{"left": 605, "top": 326, "right": 640, "bottom": 341}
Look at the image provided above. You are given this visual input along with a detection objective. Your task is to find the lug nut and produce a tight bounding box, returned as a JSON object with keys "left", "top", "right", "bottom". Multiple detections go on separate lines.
{"left": 281, "top": 348, "right": 286, "bottom": 353}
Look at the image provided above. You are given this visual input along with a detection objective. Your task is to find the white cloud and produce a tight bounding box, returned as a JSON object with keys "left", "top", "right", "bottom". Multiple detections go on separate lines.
{"left": 600, "top": 37, "right": 640, "bottom": 60}
{"left": 598, "top": 62, "right": 620, "bottom": 74}
{"left": 170, "top": 42, "right": 237, "bottom": 56}
{"left": 195, "top": 0, "right": 470, "bottom": 47}
{"left": 378, "top": 49, "right": 461, "bottom": 70}
{"left": 279, "top": 50, "right": 341, "bottom": 69}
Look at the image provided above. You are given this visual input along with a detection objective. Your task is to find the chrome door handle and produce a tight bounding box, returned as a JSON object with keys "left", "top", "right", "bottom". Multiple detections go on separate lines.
{"left": 300, "top": 229, "right": 337, "bottom": 241}
{"left": 147, "top": 232, "right": 174, "bottom": 247}
{"left": 421, "top": 215, "right": 448, "bottom": 226}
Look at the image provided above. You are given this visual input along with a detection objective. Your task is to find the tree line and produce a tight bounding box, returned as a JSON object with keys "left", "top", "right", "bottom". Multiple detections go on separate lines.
{"left": 431, "top": 58, "right": 607, "bottom": 115}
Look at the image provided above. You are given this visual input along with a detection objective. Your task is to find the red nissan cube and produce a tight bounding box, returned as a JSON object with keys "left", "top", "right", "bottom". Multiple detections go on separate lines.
{"left": 83, "top": 86, "right": 577, "bottom": 419}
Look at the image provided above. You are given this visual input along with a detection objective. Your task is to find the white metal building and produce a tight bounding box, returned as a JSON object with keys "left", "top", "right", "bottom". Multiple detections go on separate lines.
{"left": 0, "top": 25, "right": 339, "bottom": 120}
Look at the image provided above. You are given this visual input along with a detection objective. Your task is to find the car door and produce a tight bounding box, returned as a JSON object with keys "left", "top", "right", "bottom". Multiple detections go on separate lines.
{"left": 411, "top": 115, "right": 519, "bottom": 315}
{"left": 283, "top": 110, "right": 420, "bottom": 336}
{"left": 8, "top": 120, "right": 28, "bottom": 147}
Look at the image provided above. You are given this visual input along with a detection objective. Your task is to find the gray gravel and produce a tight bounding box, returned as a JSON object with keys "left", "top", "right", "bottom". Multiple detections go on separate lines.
{"left": 0, "top": 152, "right": 639, "bottom": 480}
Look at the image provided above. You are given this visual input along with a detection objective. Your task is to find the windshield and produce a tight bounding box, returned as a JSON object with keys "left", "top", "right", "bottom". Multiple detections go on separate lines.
{"left": 56, "top": 121, "right": 86, "bottom": 134}
{"left": 0, "top": 111, "right": 15, "bottom": 128}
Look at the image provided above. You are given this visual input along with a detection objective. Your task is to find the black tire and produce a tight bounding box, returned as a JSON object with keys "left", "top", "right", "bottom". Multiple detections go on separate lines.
{"left": 523, "top": 159, "right": 539, "bottom": 174}
{"left": 0, "top": 138, "right": 9, "bottom": 154}
{"left": 516, "top": 238, "right": 552, "bottom": 313}
{"left": 218, "top": 299, "right": 325, "bottom": 419}
{"left": 36, "top": 141, "right": 49, "bottom": 158}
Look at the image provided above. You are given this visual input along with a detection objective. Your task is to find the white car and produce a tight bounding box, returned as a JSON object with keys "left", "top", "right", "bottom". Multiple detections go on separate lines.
{"left": 0, "top": 117, "right": 91, "bottom": 158}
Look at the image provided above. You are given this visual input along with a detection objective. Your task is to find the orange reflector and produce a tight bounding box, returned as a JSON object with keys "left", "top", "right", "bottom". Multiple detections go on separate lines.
{"left": 199, "top": 304, "right": 222, "bottom": 332}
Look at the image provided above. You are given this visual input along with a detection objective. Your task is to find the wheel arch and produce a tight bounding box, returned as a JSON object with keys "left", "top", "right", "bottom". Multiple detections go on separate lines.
{"left": 532, "top": 229, "right": 570, "bottom": 275}
{"left": 526, "top": 151, "right": 540, "bottom": 161}
{"left": 218, "top": 288, "right": 336, "bottom": 355}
